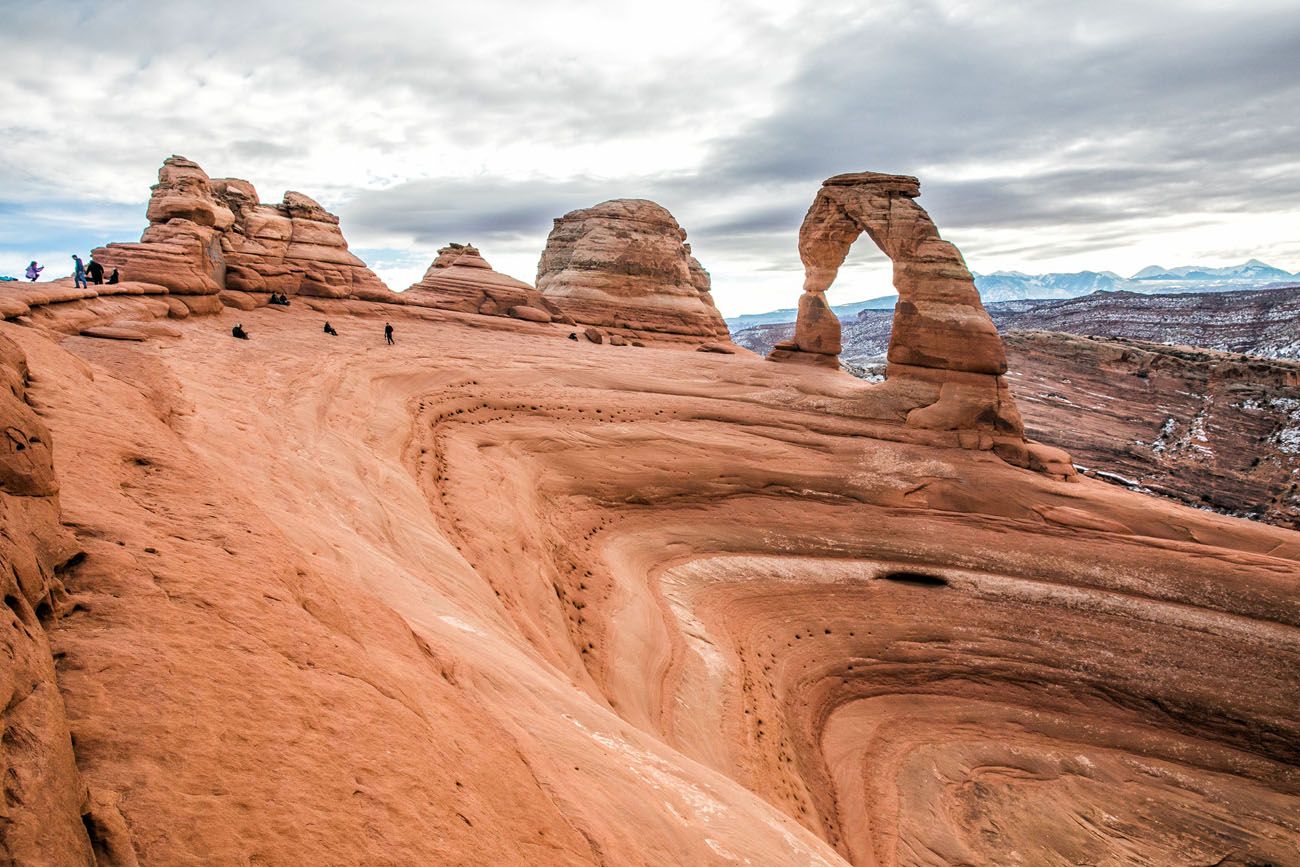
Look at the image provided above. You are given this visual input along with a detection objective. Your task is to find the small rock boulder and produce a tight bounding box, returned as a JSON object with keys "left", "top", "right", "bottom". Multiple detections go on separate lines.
{"left": 508, "top": 305, "right": 552, "bottom": 323}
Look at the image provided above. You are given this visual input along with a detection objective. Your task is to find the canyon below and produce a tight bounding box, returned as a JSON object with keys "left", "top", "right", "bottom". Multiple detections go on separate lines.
{"left": 2, "top": 159, "right": 1298, "bottom": 867}
{"left": 735, "top": 286, "right": 1300, "bottom": 530}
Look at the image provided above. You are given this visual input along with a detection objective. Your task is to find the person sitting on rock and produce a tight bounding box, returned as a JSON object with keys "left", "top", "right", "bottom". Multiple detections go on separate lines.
{"left": 106, "top": 268, "right": 119, "bottom": 285}
{"left": 72, "top": 255, "right": 87, "bottom": 289}
{"left": 231, "top": 323, "right": 249, "bottom": 340}
{"left": 323, "top": 321, "right": 338, "bottom": 336}
{"left": 25, "top": 261, "right": 42, "bottom": 282}
{"left": 384, "top": 322, "right": 394, "bottom": 345}
{"left": 86, "top": 257, "right": 105, "bottom": 285}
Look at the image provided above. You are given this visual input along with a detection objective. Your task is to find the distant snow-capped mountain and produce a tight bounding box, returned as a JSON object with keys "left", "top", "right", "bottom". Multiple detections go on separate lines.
{"left": 724, "top": 260, "right": 1299, "bottom": 331}
{"left": 974, "top": 260, "right": 1298, "bottom": 302}
{"left": 1130, "top": 259, "right": 1295, "bottom": 282}
{"left": 973, "top": 270, "right": 1127, "bottom": 301}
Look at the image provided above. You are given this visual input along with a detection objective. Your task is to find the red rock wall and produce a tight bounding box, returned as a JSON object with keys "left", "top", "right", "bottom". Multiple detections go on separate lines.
{"left": 0, "top": 330, "right": 91, "bottom": 864}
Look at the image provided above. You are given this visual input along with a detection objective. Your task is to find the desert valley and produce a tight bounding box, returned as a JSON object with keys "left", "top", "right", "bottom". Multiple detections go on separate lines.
{"left": 1, "top": 155, "right": 1297, "bottom": 866}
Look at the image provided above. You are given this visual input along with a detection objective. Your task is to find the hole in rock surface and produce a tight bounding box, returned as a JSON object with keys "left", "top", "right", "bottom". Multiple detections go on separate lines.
{"left": 878, "top": 570, "right": 949, "bottom": 587}
{"left": 4, "top": 594, "right": 25, "bottom": 624}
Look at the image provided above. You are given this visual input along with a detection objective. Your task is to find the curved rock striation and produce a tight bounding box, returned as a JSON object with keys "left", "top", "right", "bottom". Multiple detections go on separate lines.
{"left": 537, "top": 199, "right": 730, "bottom": 341}
{"left": 94, "top": 156, "right": 389, "bottom": 311}
{"left": 2, "top": 301, "right": 1297, "bottom": 865}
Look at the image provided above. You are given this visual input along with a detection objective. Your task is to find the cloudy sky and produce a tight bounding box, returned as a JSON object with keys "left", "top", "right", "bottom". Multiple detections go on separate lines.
{"left": 2, "top": 0, "right": 1297, "bottom": 315}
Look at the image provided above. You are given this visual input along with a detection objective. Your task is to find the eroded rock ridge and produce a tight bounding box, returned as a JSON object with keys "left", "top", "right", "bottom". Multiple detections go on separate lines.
{"left": 94, "top": 156, "right": 388, "bottom": 313}
{"left": 403, "top": 243, "right": 568, "bottom": 324}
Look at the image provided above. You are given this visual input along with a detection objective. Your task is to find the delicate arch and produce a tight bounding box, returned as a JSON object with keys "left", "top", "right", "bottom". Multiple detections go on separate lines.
{"left": 772, "top": 172, "right": 1006, "bottom": 376}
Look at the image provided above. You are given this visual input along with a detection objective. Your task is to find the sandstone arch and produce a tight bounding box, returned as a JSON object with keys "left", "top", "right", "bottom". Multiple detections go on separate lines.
{"left": 770, "top": 172, "right": 1055, "bottom": 468}
{"left": 771, "top": 171, "right": 1005, "bottom": 375}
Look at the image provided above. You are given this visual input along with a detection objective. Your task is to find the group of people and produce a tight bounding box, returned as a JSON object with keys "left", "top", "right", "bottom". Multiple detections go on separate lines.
{"left": 23, "top": 256, "right": 399, "bottom": 347}
{"left": 66, "top": 255, "right": 118, "bottom": 288}
{"left": 232, "top": 320, "right": 394, "bottom": 343}
{"left": 20, "top": 255, "right": 119, "bottom": 287}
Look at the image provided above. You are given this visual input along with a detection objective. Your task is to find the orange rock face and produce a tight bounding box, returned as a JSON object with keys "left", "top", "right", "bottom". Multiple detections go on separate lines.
{"left": 536, "top": 199, "right": 730, "bottom": 340}
{"left": 403, "top": 243, "right": 567, "bottom": 323}
{"left": 94, "top": 156, "right": 389, "bottom": 303}
{"left": 0, "top": 332, "right": 87, "bottom": 865}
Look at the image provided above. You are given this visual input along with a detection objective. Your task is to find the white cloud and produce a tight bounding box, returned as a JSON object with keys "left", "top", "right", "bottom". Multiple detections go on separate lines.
{"left": 1, "top": 0, "right": 1297, "bottom": 316}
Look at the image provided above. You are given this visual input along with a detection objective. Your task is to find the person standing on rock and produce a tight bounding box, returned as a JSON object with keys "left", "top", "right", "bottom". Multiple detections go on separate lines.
{"left": 86, "top": 257, "right": 105, "bottom": 285}
{"left": 384, "top": 322, "right": 394, "bottom": 345}
{"left": 71, "top": 255, "right": 87, "bottom": 289}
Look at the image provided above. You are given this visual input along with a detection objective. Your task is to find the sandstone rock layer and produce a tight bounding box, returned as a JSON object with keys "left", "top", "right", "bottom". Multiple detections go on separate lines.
{"left": 403, "top": 243, "right": 568, "bottom": 323}
{"left": 537, "top": 199, "right": 729, "bottom": 340}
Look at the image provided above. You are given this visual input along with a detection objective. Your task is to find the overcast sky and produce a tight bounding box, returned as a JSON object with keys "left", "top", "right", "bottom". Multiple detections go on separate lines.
{"left": 2, "top": 0, "right": 1297, "bottom": 315}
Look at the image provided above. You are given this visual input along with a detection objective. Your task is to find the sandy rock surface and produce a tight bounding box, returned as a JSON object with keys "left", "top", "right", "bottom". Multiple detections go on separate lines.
{"left": 1, "top": 298, "right": 1297, "bottom": 865}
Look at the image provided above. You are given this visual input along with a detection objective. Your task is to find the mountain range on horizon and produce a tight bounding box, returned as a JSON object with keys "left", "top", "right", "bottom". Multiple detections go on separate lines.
{"left": 726, "top": 259, "right": 1300, "bottom": 330}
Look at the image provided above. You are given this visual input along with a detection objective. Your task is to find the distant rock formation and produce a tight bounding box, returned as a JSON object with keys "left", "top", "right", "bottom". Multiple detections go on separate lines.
{"left": 1006, "top": 331, "right": 1300, "bottom": 528}
{"left": 94, "top": 156, "right": 388, "bottom": 312}
{"left": 536, "top": 199, "right": 729, "bottom": 340}
{"left": 770, "top": 172, "right": 1070, "bottom": 473}
{"left": 403, "top": 243, "right": 568, "bottom": 324}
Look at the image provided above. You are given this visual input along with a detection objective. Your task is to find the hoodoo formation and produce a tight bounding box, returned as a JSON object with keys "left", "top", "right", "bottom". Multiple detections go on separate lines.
{"left": 2, "top": 164, "right": 1299, "bottom": 866}
{"left": 536, "top": 199, "right": 731, "bottom": 341}
{"left": 93, "top": 156, "right": 388, "bottom": 313}
{"left": 403, "top": 243, "right": 568, "bottom": 324}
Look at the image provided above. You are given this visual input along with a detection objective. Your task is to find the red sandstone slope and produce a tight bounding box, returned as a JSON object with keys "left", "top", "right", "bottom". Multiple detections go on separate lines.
{"left": 2, "top": 298, "right": 1298, "bottom": 866}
